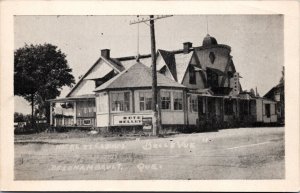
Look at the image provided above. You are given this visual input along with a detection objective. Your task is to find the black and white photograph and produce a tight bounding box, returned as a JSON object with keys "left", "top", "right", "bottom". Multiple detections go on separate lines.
{"left": 13, "top": 14, "right": 285, "bottom": 180}
{"left": 0, "top": 0, "right": 299, "bottom": 191}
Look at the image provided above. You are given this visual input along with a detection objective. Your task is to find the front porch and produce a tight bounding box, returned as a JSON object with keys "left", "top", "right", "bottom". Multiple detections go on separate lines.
{"left": 187, "top": 92, "right": 257, "bottom": 131}
{"left": 49, "top": 95, "right": 96, "bottom": 128}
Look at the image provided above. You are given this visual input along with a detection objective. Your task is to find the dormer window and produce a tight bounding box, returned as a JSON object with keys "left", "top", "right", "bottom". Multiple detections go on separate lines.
{"left": 189, "top": 66, "right": 196, "bottom": 84}
{"left": 209, "top": 52, "right": 216, "bottom": 64}
{"left": 206, "top": 68, "right": 219, "bottom": 88}
{"left": 159, "top": 66, "right": 167, "bottom": 75}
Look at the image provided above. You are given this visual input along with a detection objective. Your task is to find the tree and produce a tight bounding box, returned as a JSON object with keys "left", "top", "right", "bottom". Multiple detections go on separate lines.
{"left": 14, "top": 43, "right": 75, "bottom": 124}
{"left": 14, "top": 112, "right": 25, "bottom": 122}
{"left": 14, "top": 112, "right": 32, "bottom": 122}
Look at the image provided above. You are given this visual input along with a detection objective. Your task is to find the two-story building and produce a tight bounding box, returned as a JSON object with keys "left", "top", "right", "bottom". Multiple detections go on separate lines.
{"left": 49, "top": 34, "right": 278, "bottom": 131}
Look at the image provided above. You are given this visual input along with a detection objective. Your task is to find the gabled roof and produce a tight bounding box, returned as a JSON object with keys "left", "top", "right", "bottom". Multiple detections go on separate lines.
{"left": 94, "top": 62, "right": 185, "bottom": 92}
{"left": 85, "top": 62, "right": 114, "bottom": 80}
{"left": 158, "top": 50, "right": 178, "bottom": 81}
{"left": 264, "top": 82, "right": 284, "bottom": 98}
{"left": 66, "top": 56, "right": 124, "bottom": 97}
{"left": 66, "top": 54, "right": 152, "bottom": 97}
{"left": 174, "top": 51, "right": 194, "bottom": 83}
{"left": 157, "top": 49, "right": 197, "bottom": 84}
{"left": 120, "top": 56, "right": 152, "bottom": 69}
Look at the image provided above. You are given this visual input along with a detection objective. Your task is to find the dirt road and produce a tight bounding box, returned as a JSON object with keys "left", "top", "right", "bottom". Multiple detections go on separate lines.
{"left": 14, "top": 127, "right": 284, "bottom": 180}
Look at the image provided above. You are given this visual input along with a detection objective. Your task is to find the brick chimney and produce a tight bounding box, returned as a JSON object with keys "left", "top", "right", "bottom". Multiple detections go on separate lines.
{"left": 183, "top": 42, "right": 192, "bottom": 54}
{"left": 101, "top": 49, "right": 110, "bottom": 58}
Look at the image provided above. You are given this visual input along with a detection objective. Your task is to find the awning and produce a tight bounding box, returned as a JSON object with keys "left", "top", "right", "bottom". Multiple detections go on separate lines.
{"left": 48, "top": 94, "right": 95, "bottom": 102}
{"left": 206, "top": 67, "right": 225, "bottom": 76}
{"left": 211, "top": 87, "right": 232, "bottom": 95}
{"left": 193, "top": 66, "right": 203, "bottom": 71}
{"left": 188, "top": 88, "right": 214, "bottom": 96}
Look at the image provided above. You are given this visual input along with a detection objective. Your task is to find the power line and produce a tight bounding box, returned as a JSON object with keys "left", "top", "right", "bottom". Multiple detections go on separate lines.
{"left": 130, "top": 15, "right": 172, "bottom": 136}
{"left": 130, "top": 15, "right": 173, "bottom": 25}
{"left": 206, "top": 16, "right": 209, "bottom": 34}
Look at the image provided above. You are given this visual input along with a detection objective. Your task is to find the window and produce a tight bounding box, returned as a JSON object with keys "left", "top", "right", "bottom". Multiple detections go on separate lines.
{"left": 265, "top": 104, "right": 271, "bottom": 118}
{"left": 209, "top": 52, "right": 216, "bottom": 64}
{"left": 224, "top": 99, "right": 234, "bottom": 115}
{"left": 161, "top": 91, "right": 171, "bottom": 110}
{"left": 139, "top": 91, "right": 152, "bottom": 111}
{"left": 76, "top": 100, "right": 96, "bottom": 117}
{"left": 207, "top": 68, "right": 219, "bottom": 88}
{"left": 189, "top": 66, "right": 196, "bottom": 84}
{"left": 227, "top": 71, "right": 234, "bottom": 87}
{"left": 174, "top": 92, "right": 183, "bottom": 110}
{"left": 199, "top": 97, "right": 205, "bottom": 114}
{"left": 159, "top": 66, "right": 167, "bottom": 75}
{"left": 189, "top": 95, "right": 198, "bottom": 112}
{"left": 83, "top": 119, "right": 91, "bottom": 125}
{"left": 111, "top": 92, "right": 130, "bottom": 112}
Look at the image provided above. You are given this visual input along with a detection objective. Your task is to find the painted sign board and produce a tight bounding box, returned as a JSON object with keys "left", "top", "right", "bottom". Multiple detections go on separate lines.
{"left": 112, "top": 114, "right": 153, "bottom": 126}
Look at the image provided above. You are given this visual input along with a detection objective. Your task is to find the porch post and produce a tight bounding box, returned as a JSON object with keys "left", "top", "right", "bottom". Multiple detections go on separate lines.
{"left": 221, "top": 98, "right": 224, "bottom": 122}
{"left": 73, "top": 101, "right": 77, "bottom": 126}
{"left": 236, "top": 99, "right": 239, "bottom": 125}
{"left": 62, "top": 106, "right": 65, "bottom": 126}
{"left": 50, "top": 101, "right": 53, "bottom": 125}
{"left": 205, "top": 97, "right": 208, "bottom": 120}
{"left": 237, "top": 98, "right": 240, "bottom": 121}
{"left": 247, "top": 100, "right": 250, "bottom": 115}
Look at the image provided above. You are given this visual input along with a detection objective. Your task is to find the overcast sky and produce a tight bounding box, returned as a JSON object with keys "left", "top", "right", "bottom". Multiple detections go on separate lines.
{"left": 14, "top": 15, "right": 283, "bottom": 114}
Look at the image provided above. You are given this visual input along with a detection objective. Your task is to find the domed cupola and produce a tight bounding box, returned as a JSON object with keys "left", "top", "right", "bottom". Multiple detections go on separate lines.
{"left": 202, "top": 34, "right": 218, "bottom": 47}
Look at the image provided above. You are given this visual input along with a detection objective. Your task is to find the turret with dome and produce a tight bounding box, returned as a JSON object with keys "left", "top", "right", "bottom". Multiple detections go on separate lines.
{"left": 202, "top": 34, "right": 218, "bottom": 47}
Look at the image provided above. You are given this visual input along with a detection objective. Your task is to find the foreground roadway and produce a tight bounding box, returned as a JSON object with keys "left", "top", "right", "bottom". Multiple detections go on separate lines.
{"left": 15, "top": 126, "right": 284, "bottom": 180}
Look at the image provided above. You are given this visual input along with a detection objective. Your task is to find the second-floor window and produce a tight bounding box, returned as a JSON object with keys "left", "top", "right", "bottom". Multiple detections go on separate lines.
{"left": 209, "top": 52, "right": 216, "bottom": 64}
{"left": 189, "top": 66, "right": 196, "bottom": 84}
{"left": 207, "top": 68, "right": 219, "bottom": 88}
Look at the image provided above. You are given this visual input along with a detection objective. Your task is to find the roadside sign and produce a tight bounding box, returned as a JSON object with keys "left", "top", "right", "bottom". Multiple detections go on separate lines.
{"left": 142, "top": 117, "right": 152, "bottom": 132}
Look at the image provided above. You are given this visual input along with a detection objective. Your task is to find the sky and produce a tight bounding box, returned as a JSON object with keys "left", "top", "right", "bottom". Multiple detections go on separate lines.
{"left": 14, "top": 15, "right": 283, "bottom": 114}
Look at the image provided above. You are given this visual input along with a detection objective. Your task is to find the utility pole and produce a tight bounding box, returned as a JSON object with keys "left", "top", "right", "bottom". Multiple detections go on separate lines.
{"left": 149, "top": 15, "right": 159, "bottom": 135}
{"left": 130, "top": 15, "right": 172, "bottom": 136}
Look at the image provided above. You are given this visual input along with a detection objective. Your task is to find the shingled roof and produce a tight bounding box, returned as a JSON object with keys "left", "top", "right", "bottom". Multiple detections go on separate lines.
{"left": 158, "top": 50, "right": 178, "bottom": 81}
{"left": 94, "top": 62, "right": 186, "bottom": 92}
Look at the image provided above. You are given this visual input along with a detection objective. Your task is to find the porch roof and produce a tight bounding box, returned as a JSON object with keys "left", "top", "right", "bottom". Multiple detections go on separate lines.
{"left": 206, "top": 67, "right": 226, "bottom": 76}
{"left": 188, "top": 88, "right": 213, "bottom": 96}
{"left": 48, "top": 94, "right": 96, "bottom": 102}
